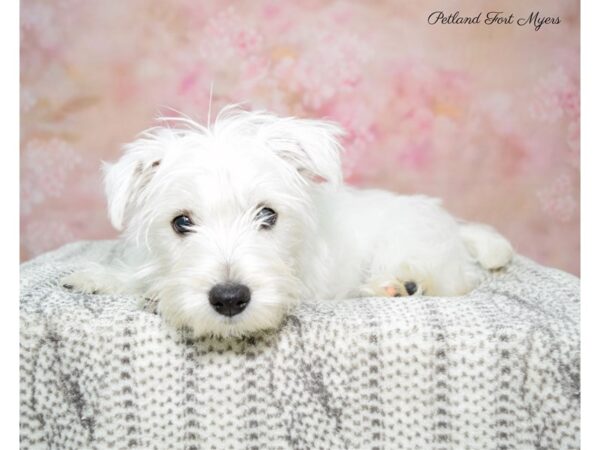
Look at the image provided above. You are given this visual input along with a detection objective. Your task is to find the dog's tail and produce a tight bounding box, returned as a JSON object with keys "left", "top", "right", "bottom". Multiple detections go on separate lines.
{"left": 459, "top": 223, "right": 513, "bottom": 270}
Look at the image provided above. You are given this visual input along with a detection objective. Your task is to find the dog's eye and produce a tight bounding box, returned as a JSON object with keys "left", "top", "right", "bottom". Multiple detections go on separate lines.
{"left": 255, "top": 207, "right": 277, "bottom": 230}
{"left": 171, "top": 215, "right": 194, "bottom": 235}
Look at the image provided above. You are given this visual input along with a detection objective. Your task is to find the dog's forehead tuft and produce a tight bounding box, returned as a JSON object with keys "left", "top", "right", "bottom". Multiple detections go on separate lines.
{"left": 148, "top": 145, "right": 293, "bottom": 210}
{"left": 159, "top": 140, "right": 280, "bottom": 180}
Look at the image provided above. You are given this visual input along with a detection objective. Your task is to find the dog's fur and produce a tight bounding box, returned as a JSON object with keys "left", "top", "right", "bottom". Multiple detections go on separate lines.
{"left": 63, "top": 106, "right": 513, "bottom": 337}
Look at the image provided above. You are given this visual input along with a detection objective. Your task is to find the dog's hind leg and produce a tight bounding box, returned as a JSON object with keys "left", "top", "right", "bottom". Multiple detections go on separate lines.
{"left": 459, "top": 223, "right": 513, "bottom": 270}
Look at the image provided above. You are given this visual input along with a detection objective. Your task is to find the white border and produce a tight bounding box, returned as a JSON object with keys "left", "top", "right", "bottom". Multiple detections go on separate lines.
{"left": 0, "top": 0, "right": 20, "bottom": 446}
{"left": 581, "top": 0, "right": 598, "bottom": 446}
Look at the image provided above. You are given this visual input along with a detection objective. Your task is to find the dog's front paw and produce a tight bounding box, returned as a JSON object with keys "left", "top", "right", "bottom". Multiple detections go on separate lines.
{"left": 139, "top": 296, "right": 159, "bottom": 313}
{"left": 61, "top": 270, "right": 110, "bottom": 295}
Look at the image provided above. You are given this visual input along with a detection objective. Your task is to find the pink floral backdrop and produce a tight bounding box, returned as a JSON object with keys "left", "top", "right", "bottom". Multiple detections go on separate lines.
{"left": 20, "top": 0, "right": 580, "bottom": 274}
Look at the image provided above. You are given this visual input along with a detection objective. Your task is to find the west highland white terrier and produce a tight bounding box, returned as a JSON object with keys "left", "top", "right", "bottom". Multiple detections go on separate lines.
{"left": 62, "top": 106, "right": 513, "bottom": 337}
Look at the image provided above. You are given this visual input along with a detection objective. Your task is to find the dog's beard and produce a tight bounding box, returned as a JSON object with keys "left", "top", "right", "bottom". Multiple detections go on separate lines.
{"left": 144, "top": 247, "right": 303, "bottom": 337}
{"left": 155, "top": 275, "right": 300, "bottom": 338}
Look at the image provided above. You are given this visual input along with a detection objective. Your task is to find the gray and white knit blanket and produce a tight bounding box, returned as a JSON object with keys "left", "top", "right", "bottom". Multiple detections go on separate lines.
{"left": 20, "top": 241, "right": 580, "bottom": 449}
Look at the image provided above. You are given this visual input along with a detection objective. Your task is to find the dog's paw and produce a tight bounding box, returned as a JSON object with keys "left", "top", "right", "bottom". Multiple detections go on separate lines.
{"left": 361, "top": 278, "right": 425, "bottom": 298}
{"left": 61, "top": 270, "right": 110, "bottom": 295}
{"left": 382, "top": 280, "right": 424, "bottom": 297}
{"left": 139, "top": 296, "right": 159, "bottom": 313}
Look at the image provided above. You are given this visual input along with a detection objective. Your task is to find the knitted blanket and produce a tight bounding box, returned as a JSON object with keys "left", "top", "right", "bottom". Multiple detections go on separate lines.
{"left": 20, "top": 241, "right": 580, "bottom": 449}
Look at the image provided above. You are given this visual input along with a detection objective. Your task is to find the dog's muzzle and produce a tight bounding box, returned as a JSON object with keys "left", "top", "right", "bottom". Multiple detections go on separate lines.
{"left": 208, "top": 283, "right": 251, "bottom": 317}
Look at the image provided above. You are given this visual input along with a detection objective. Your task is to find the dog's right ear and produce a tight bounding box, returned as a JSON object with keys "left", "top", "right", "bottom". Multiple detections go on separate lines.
{"left": 103, "top": 140, "right": 164, "bottom": 231}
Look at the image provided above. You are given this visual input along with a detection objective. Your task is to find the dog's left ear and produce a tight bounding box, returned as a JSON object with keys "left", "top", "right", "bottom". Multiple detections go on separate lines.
{"left": 266, "top": 118, "right": 345, "bottom": 185}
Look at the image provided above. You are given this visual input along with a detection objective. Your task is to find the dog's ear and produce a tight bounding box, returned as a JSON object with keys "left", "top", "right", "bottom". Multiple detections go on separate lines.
{"left": 103, "top": 140, "right": 164, "bottom": 231}
{"left": 266, "top": 118, "right": 345, "bottom": 185}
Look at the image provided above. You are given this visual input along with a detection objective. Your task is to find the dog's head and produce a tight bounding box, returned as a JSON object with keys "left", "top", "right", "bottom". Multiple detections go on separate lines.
{"left": 104, "top": 107, "right": 344, "bottom": 336}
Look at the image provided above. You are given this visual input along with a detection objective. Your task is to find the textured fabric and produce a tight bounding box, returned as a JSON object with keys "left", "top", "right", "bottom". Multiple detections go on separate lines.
{"left": 20, "top": 241, "right": 580, "bottom": 449}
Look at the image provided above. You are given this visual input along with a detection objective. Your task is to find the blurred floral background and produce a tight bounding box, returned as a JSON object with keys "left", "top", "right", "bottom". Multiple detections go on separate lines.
{"left": 20, "top": 0, "right": 580, "bottom": 274}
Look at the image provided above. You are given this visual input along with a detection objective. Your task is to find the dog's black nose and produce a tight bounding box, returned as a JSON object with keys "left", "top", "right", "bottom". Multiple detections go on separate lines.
{"left": 208, "top": 283, "right": 251, "bottom": 317}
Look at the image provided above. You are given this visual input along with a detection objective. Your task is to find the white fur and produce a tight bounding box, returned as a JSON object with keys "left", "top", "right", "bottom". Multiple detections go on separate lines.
{"left": 62, "top": 106, "right": 513, "bottom": 337}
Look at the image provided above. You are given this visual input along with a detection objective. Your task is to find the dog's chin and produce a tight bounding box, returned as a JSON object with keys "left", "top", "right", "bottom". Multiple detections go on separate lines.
{"left": 157, "top": 293, "right": 291, "bottom": 338}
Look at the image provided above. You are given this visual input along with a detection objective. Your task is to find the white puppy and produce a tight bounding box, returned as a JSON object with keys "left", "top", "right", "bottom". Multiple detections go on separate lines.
{"left": 62, "top": 106, "right": 513, "bottom": 337}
